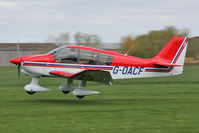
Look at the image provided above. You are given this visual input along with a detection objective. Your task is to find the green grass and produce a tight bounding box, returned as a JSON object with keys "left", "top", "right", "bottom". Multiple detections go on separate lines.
{"left": 1, "top": 65, "right": 199, "bottom": 133}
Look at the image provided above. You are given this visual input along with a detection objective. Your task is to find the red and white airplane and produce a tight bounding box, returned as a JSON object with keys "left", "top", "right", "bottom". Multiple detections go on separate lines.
{"left": 9, "top": 36, "right": 197, "bottom": 98}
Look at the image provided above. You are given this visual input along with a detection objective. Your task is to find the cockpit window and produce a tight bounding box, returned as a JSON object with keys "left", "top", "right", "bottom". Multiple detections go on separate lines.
{"left": 49, "top": 46, "right": 113, "bottom": 65}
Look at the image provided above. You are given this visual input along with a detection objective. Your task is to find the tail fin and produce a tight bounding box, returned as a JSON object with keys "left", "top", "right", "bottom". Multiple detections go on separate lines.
{"left": 153, "top": 37, "right": 189, "bottom": 75}
{"left": 154, "top": 37, "right": 189, "bottom": 65}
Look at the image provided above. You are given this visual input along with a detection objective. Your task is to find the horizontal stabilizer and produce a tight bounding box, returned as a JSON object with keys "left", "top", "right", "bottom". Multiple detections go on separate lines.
{"left": 154, "top": 61, "right": 183, "bottom": 67}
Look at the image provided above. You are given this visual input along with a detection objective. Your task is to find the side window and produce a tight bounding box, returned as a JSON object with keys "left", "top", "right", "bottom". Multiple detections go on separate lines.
{"left": 78, "top": 49, "right": 96, "bottom": 64}
{"left": 78, "top": 49, "right": 113, "bottom": 65}
{"left": 98, "top": 53, "right": 113, "bottom": 65}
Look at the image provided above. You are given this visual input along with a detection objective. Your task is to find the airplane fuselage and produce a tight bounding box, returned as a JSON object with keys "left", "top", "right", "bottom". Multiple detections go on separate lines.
{"left": 21, "top": 61, "right": 178, "bottom": 80}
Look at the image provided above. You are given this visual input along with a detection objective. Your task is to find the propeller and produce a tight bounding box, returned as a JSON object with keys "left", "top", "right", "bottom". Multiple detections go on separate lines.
{"left": 17, "top": 64, "right": 21, "bottom": 79}
{"left": 17, "top": 38, "right": 21, "bottom": 57}
{"left": 16, "top": 38, "right": 22, "bottom": 79}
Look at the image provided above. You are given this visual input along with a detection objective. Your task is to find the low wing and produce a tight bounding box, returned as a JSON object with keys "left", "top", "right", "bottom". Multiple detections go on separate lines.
{"left": 49, "top": 70, "right": 85, "bottom": 78}
{"left": 49, "top": 70, "right": 113, "bottom": 85}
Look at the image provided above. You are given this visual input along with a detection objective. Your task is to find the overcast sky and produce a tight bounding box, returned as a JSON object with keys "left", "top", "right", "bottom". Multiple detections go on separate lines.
{"left": 0, "top": 0, "right": 198, "bottom": 43}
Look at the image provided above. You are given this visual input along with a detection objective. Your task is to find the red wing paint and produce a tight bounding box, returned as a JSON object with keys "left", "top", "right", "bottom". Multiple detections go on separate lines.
{"left": 49, "top": 70, "right": 86, "bottom": 78}
{"left": 49, "top": 69, "right": 112, "bottom": 84}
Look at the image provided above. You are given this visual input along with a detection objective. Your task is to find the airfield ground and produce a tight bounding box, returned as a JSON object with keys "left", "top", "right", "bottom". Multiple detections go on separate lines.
{"left": 1, "top": 65, "right": 199, "bottom": 133}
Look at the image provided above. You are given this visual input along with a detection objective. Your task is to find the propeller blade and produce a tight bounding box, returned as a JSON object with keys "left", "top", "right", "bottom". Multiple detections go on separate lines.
{"left": 17, "top": 38, "right": 21, "bottom": 57}
{"left": 17, "top": 64, "right": 21, "bottom": 79}
{"left": 16, "top": 39, "right": 22, "bottom": 79}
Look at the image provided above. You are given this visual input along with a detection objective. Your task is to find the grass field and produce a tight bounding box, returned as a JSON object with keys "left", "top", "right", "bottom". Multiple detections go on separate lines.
{"left": 1, "top": 65, "right": 199, "bottom": 133}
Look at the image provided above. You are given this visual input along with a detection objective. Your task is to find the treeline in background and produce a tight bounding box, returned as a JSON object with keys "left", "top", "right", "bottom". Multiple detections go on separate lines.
{"left": 120, "top": 26, "right": 199, "bottom": 60}
{"left": 46, "top": 32, "right": 102, "bottom": 48}
{"left": 47, "top": 26, "right": 199, "bottom": 61}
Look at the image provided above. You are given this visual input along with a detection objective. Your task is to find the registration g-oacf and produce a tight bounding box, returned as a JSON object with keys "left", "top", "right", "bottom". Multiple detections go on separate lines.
{"left": 10, "top": 36, "right": 199, "bottom": 99}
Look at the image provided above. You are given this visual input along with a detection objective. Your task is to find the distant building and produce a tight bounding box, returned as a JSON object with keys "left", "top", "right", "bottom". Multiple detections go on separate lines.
{"left": 101, "top": 43, "right": 121, "bottom": 51}
{"left": 0, "top": 43, "right": 120, "bottom": 66}
{"left": 0, "top": 43, "right": 57, "bottom": 66}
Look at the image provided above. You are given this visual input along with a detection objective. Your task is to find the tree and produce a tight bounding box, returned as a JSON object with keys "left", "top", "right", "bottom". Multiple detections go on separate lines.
{"left": 55, "top": 32, "right": 70, "bottom": 45}
{"left": 187, "top": 38, "right": 199, "bottom": 58}
{"left": 121, "top": 26, "right": 189, "bottom": 58}
{"left": 46, "top": 32, "right": 70, "bottom": 45}
{"left": 74, "top": 32, "right": 102, "bottom": 48}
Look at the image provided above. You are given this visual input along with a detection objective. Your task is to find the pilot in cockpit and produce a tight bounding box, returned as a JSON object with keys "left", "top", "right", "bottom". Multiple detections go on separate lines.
{"left": 60, "top": 48, "right": 78, "bottom": 63}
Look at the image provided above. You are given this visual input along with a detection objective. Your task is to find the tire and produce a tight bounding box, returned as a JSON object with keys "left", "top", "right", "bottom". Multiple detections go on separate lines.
{"left": 76, "top": 95, "right": 85, "bottom": 99}
{"left": 26, "top": 91, "right": 36, "bottom": 95}
{"left": 62, "top": 90, "right": 70, "bottom": 94}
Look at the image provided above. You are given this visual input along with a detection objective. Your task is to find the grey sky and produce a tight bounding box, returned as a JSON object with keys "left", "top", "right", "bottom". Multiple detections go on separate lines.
{"left": 0, "top": 0, "right": 198, "bottom": 43}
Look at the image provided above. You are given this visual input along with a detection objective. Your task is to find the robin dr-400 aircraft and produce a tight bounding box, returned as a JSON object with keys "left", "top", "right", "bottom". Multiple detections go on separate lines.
{"left": 9, "top": 36, "right": 197, "bottom": 99}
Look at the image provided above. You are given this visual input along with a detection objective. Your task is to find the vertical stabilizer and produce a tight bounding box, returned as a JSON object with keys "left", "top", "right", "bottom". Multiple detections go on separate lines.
{"left": 154, "top": 37, "right": 188, "bottom": 65}
{"left": 153, "top": 37, "right": 189, "bottom": 75}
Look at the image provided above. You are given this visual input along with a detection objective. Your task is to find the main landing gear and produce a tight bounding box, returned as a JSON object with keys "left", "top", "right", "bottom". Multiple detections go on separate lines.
{"left": 76, "top": 95, "right": 85, "bottom": 99}
{"left": 26, "top": 91, "right": 36, "bottom": 95}
{"left": 59, "top": 79, "right": 99, "bottom": 99}
{"left": 59, "top": 78, "right": 74, "bottom": 95}
{"left": 62, "top": 90, "right": 70, "bottom": 94}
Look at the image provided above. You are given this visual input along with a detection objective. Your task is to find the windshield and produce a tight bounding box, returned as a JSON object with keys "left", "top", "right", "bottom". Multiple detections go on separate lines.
{"left": 48, "top": 46, "right": 67, "bottom": 55}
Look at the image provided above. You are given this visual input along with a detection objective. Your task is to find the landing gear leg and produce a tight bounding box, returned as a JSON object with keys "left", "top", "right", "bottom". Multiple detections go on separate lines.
{"left": 59, "top": 78, "right": 74, "bottom": 94}
{"left": 75, "top": 80, "right": 86, "bottom": 99}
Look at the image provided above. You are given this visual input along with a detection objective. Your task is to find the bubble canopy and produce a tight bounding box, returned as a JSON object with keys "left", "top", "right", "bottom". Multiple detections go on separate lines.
{"left": 48, "top": 46, "right": 113, "bottom": 65}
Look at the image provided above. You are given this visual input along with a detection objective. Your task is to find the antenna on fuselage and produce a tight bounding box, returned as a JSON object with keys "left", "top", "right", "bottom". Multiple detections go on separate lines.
{"left": 124, "top": 44, "right": 135, "bottom": 55}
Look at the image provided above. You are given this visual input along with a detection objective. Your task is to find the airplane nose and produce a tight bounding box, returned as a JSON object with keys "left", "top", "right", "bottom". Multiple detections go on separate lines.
{"left": 10, "top": 57, "right": 21, "bottom": 65}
